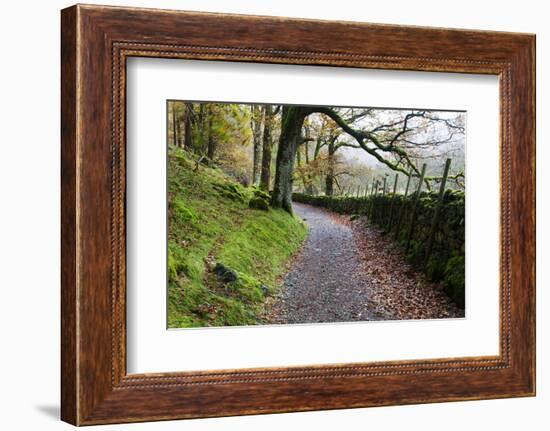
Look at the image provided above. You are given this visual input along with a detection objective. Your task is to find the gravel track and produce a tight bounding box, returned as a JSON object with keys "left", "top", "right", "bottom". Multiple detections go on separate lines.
{"left": 265, "top": 202, "right": 463, "bottom": 325}
{"left": 267, "top": 202, "right": 385, "bottom": 324}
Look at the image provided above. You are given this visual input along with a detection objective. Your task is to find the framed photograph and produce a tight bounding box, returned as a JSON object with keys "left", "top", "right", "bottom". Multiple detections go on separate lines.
{"left": 61, "top": 4, "right": 535, "bottom": 425}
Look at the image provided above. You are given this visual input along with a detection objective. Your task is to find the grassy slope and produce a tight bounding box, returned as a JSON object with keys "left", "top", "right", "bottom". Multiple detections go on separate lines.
{"left": 167, "top": 147, "right": 307, "bottom": 328}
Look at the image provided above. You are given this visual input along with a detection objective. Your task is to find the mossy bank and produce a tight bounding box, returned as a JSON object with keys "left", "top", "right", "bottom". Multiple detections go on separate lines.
{"left": 168, "top": 147, "right": 307, "bottom": 328}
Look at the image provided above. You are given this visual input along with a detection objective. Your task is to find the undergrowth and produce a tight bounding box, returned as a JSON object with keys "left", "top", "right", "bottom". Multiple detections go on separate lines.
{"left": 167, "top": 146, "right": 306, "bottom": 328}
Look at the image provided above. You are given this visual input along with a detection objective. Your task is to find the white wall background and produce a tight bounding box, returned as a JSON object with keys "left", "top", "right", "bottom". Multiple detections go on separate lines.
{"left": 0, "top": 0, "right": 546, "bottom": 429}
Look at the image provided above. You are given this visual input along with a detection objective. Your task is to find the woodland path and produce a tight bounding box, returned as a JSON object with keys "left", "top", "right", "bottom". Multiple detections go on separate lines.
{"left": 267, "top": 202, "right": 384, "bottom": 324}
{"left": 265, "top": 202, "right": 463, "bottom": 324}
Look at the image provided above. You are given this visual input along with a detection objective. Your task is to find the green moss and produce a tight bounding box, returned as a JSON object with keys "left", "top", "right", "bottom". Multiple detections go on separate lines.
{"left": 212, "top": 181, "right": 249, "bottom": 202}
{"left": 251, "top": 187, "right": 271, "bottom": 200}
{"left": 442, "top": 256, "right": 465, "bottom": 308}
{"left": 217, "top": 209, "right": 306, "bottom": 293}
{"left": 426, "top": 255, "right": 446, "bottom": 282}
{"left": 170, "top": 198, "right": 197, "bottom": 223}
{"left": 167, "top": 247, "right": 178, "bottom": 280}
{"left": 249, "top": 196, "right": 269, "bottom": 211}
{"left": 406, "top": 240, "right": 424, "bottom": 264}
{"left": 167, "top": 146, "right": 307, "bottom": 328}
{"left": 219, "top": 269, "right": 265, "bottom": 303}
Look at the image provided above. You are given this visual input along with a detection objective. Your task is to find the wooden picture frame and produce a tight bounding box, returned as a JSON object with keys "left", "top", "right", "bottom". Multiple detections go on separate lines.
{"left": 61, "top": 4, "right": 535, "bottom": 425}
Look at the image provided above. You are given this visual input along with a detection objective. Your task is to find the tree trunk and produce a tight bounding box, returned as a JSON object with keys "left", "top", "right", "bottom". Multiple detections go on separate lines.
{"left": 171, "top": 104, "right": 178, "bottom": 147}
{"left": 251, "top": 105, "right": 264, "bottom": 185}
{"left": 183, "top": 103, "right": 194, "bottom": 150}
{"left": 198, "top": 104, "right": 206, "bottom": 153}
{"left": 178, "top": 111, "right": 183, "bottom": 148}
{"left": 271, "top": 106, "right": 309, "bottom": 213}
{"left": 302, "top": 140, "right": 314, "bottom": 195}
{"left": 313, "top": 137, "right": 322, "bottom": 160}
{"left": 325, "top": 139, "right": 337, "bottom": 196}
{"left": 206, "top": 112, "right": 216, "bottom": 161}
{"left": 259, "top": 105, "right": 273, "bottom": 191}
{"left": 325, "top": 176, "right": 334, "bottom": 196}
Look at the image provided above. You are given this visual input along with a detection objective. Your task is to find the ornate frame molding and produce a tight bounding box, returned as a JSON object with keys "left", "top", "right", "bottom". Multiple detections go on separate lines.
{"left": 61, "top": 5, "right": 535, "bottom": 425}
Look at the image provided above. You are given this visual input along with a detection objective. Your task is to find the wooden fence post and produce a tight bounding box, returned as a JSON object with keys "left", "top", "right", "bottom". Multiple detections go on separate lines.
{"left": 380, "top": 176, "right": 388, "bottom": 220}
{"left": 424, "top": 158, "right": 452, "bottom": 266}
{"left": 405, "top": 164, "right": 427, "bottom": 252}
{"left": 394, "top": 170, "right": 412, "bottom": 240}
{"left": 369, "top": 179, "right": 379, "bottom": 220}
{"left": 387, "top": 173, "right": 399, "bottom": 230}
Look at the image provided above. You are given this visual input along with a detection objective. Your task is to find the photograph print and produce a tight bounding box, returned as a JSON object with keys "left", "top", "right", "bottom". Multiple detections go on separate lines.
{"left": 167, "top": 101, "right": 466, "bottom": 329}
